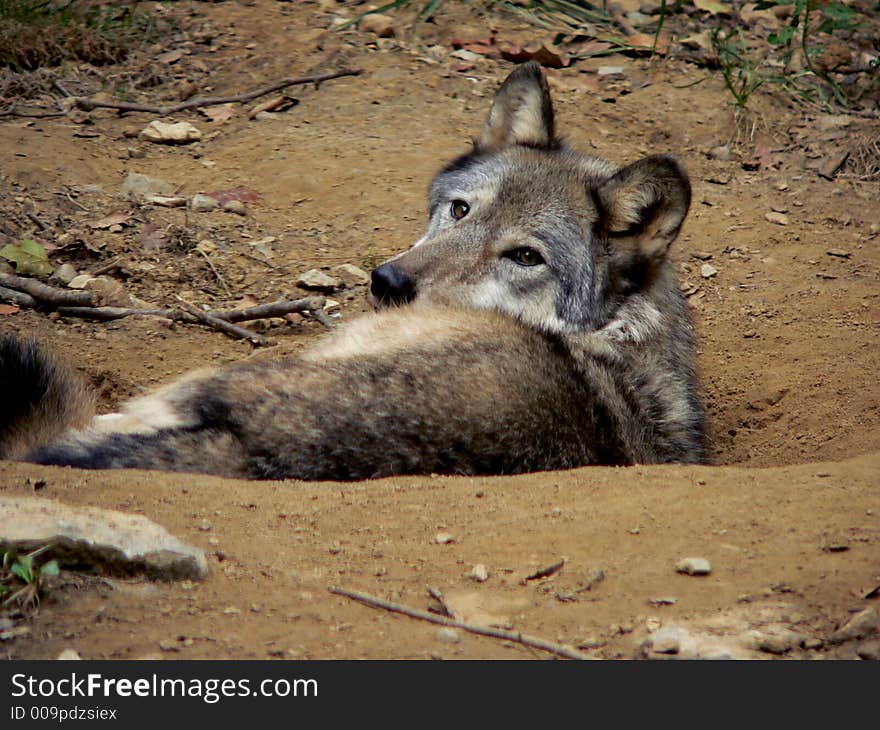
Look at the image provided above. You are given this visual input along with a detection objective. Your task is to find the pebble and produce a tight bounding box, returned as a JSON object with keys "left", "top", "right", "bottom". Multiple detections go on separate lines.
{"left": 333, "top": 263, "right": 370, "bottom": 287}
{"left": 765, "top": 211, "right": 790, "bottom": 226}
{"left": 140, "top": 120, "right": 202, "bottom": 145}
{"left": 829, "top": 607, "right": 879, "bottom": 644}
{"left": 434, "top": 532, "right": 455, "bottom": 545}
{"left": 597, "top": 66, "right": 625, "bottom": 77}
{"left": 700, "top": 263, "right": 718, "bottom": 279}
{"left": 191, "top": 194, "right": 219, "bottom": 212}
{"left": 360, "top": 13, "right": 395, "bottom": 37}
{"left": 436, "top": 628, "right": 461, "bottom": 644}
{"left": 857, "top": 640, "right": 880, "bottom": 660}
{"left": 649, "top": 626, "right": 685, "bottom": 654}
{"left": 56, "top": 649, "right": 82, "bottom": 660}
{"left": 470, "top": 564, "right": 489, "bottom": 582}
{"left": 121, "top": 172, "right": 174, "bottom": 199}
{"left": 223, "top": 200, "right": 247, "bottom": 216}
{"left": 54, "top": 263, "right": 78, "bottom": 285}
{"left": 675, "top": 557, "right": 712, "bottom": 576}
{"left": 708, "top": 145, "right": 731, "bottom": 161}
{"left": 297, "top": 269, "right": 339, "bottom": 292}
{"left": 749, "top": 629, "right": 804, "bottom": 655}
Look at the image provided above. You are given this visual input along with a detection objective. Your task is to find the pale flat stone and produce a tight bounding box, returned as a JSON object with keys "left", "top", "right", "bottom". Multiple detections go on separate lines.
{"left": 0, "top": 496, "right": 207, "bottom": 581}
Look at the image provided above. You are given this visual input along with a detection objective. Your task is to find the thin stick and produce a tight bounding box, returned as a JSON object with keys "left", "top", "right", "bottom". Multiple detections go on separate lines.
{"left": 54, "top": 297, "right": 325, "bottom": 323}
{"left": 175, "top": 297, "right": 269, "bottom": 347}
{"left": 206, "top": 297, "right": 325, "bottom": 322}
{"left": 0, "top": 272, "right": 94, "bottom": 307}
{"left": 197, "top": 249, "right": 232, "bottom": 297}
{"left": 25, "top": 212, "right": 46, "bottom": 231}
{"left": 328, "top": 586, "right": 595, "bottom": 661}
{"left": 70, "top": 70, "right": 362, "bottom": 116}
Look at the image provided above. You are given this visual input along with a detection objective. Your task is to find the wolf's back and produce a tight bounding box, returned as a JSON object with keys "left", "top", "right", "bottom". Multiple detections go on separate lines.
{"left": 0, "top": 334, "right": 95, "bottom": 460}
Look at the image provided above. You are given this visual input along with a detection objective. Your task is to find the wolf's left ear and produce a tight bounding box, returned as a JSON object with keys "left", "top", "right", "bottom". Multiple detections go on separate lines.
{"left": 476, "top": 61, "right": 556, "bottom": 153}
{"left": 595, "top": 155, "right": 691, "bottom": 260}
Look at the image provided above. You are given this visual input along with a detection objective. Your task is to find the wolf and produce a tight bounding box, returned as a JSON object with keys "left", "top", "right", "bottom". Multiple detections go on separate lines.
{"left": 0, "top": 62, "right": 705, "bottom": 480}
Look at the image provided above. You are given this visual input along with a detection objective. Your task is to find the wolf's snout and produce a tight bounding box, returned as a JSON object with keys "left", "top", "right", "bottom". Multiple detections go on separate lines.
{"left": 370, "top": 263, "right": 415, "bottom": 307}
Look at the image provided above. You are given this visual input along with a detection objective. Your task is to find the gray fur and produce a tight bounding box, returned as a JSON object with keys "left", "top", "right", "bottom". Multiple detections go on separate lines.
{"left": 2, "top": 62, "right": 706, "bottom": 479}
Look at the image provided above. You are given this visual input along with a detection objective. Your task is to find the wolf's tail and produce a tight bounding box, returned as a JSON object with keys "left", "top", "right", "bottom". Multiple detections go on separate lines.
{"left": 0, "top": 334, "right": 95, "bottom": 460}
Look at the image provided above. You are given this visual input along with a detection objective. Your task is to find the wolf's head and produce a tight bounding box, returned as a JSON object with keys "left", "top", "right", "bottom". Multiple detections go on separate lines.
{"left": 371, "top": 61, "right": 691, "bottom": 337}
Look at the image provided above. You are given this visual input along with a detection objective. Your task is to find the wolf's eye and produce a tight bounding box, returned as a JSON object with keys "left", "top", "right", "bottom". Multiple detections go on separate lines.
{"left": 450, "top": 200, "right": 470, "bottom": 220}
{"left": 506, "top": 247, "right": 545, "bottom": 267}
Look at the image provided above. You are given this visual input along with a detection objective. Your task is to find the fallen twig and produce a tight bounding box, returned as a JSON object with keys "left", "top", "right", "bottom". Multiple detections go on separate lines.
{"left": 328, "top": 586, "right": 594, "bottom": 661}
{"left": 207, "top": 296, "right": 325, "bottom": 322}
{"left": 197, "top": 249, "right": 232, "bottom": 297}
{"left": 54, "top": 297, "right": 325, "bottom": 324}
{"left": 175, "top": 297, "right": 269, "bottom": 347}
{"left": 69, "top": 69, "right": 362, "bottom": 116}
{"left": 0, "top": 272, "right": 94, "bottom": 307}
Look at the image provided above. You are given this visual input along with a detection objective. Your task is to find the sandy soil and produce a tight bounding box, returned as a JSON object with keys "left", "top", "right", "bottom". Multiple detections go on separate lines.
{"left": 0, "top": 0, "right": 878, "bottom": 659}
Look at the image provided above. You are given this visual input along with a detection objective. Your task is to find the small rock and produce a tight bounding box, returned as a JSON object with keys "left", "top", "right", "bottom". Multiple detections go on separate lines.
{"left": 0, "top": 496, "right": 208, "bottom": 581}
{"left": 297, "top": 269, "right": 339, "bottom": 292}
{"left": 829, "top": 607, "right": 879, "bottom": 644}
{"left": 857, "top": 640, "right": 880, "bottom": 660}
{"left": 434, "top": 532, "right": 455, "bottom": 545}
{"left": 597, "top": 65, "right": 625, "bottom": 77}
{"left": 223, "top": 200, "right": 247, "bottom": 216}
{"left": 121, "top": 172, "right": 174, "bottom": 200}
{"left": 700, "top": 263, "right": 718, "bottom": 279}
{"left": 158, "top": 639, "right": 180, "bottom": 652}
{"left": 749, "top": 629, "right": 804, "bottom": 655}
{"left": 436, "top": 628, "right": 461, "bottom": 644}
{"left": 54, "top": 263, "right": 78, "bottom": 285}
{"left": 648, "top": 596, "right": 678, "bottom": 606}
{"left": 675, "top": 557, "right": 712, "bottom": 576}
{"left": 140, "top": 120, "right": 202, "bottom": 145}
{"left": 56, "top": 649, "right": 82, "bottom": 660}
{"left": 470, "top": 564, "right": 489, "bottom": 582}
{"left": 191, "top": 194, "right": 219, "bottom": 212}
{"left": 360, "top": 13, "right": 395, "bottom": 37}
{"left": 649, "top": 626, "right": 685, "bottom": 654}
{"left": 765, "top": 211, "right": 790, "bottom": 226}
{"left": 223, "top": 607, "right": 241, "bottom": 616}
{"left": 826, "top": 248, "right": 850, "bottom": 258}
{"left": 333, "top": 263, "right": 370, "bottom": 287}
{"left": 708, "top": 145, "right": 731, "bottom": 161}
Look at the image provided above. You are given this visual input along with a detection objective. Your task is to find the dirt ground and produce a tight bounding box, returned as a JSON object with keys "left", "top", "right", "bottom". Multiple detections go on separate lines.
{"left": 0, "top": 0, "right": 878, "bottom": 659}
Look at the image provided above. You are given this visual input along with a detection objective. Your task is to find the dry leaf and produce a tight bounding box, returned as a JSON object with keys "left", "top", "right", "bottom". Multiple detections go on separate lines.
{"left": 157, "top": 49, "right": 185, "bottom": 64}
{"left": 742, "top": 141, "right": 774, "bottom": 171}
{"left": 626, "top": 33, "right": 670, "bottom": 55}
{"left": 693, "top": 0, "right": 731, "bottom": 14}
{"left": 199, "top": 103, "right": 237, "bottom": 123}
{"left": 500, "top": 42, "right": 570, "bottom": 68}
{"left": 89, "top": 211, "right": 131, "bottom": 230}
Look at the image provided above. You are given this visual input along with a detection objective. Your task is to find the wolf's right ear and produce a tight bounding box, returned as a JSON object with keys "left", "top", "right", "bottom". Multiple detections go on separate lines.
{"left": 595, "top": 155, "right": 691, "bottom": 261}
{"left": 476, "top": 61, "right": 556, "bottom": 153}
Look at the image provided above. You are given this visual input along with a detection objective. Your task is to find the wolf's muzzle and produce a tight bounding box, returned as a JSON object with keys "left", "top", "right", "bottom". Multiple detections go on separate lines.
{"left": 370, "top": 262, "right": 416, "bottom": 307}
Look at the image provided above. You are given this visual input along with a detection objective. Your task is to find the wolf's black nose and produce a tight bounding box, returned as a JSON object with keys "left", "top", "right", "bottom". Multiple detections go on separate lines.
{"left": 371, "top": 263, "right": 416, "bottom": 307}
